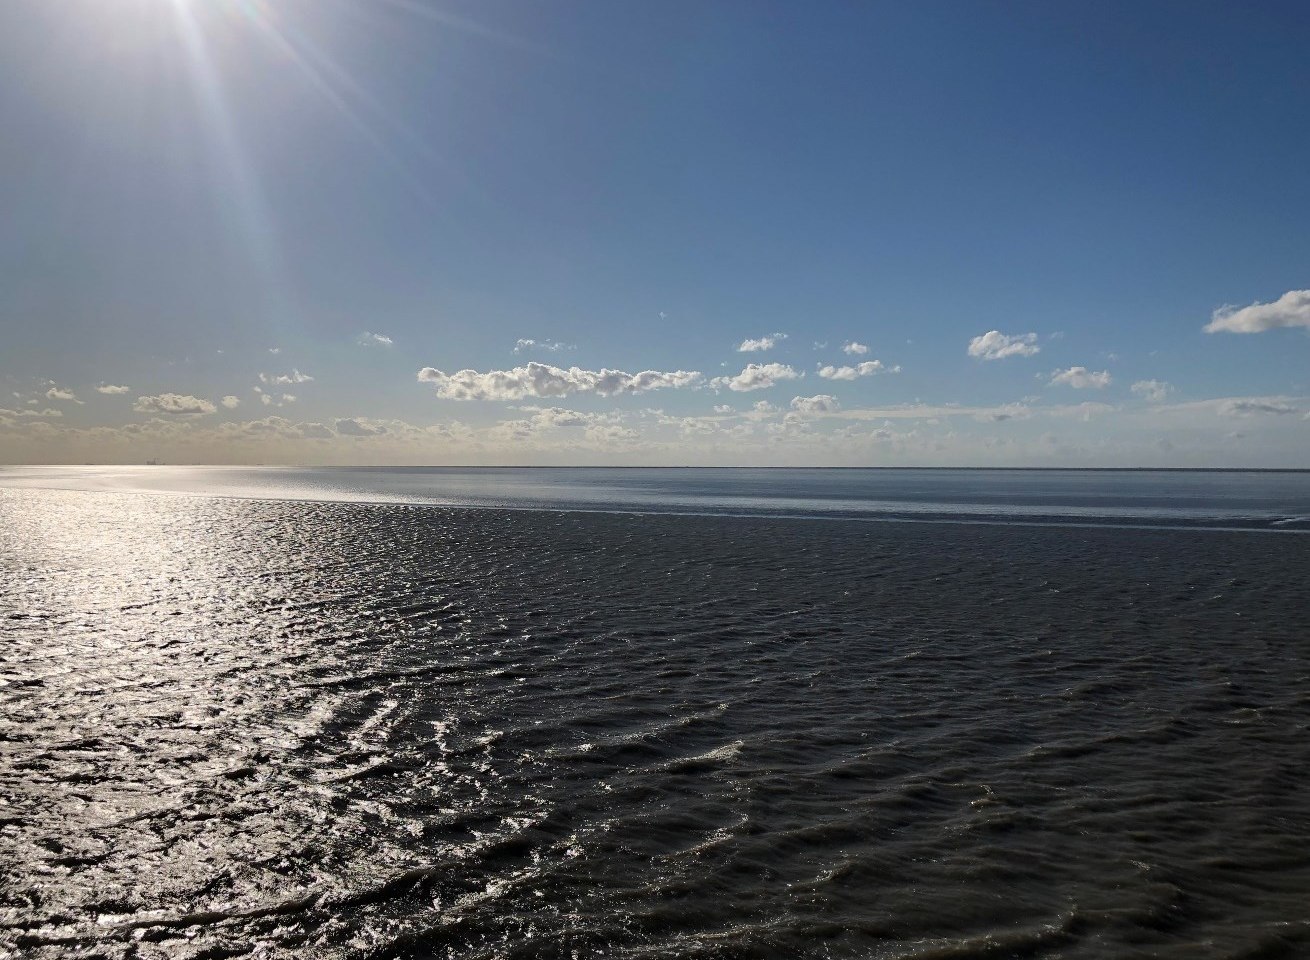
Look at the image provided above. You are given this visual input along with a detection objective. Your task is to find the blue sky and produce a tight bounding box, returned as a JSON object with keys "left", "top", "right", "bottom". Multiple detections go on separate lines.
{"left": 1, "top": 0, "right": 1307, "bottom": 465}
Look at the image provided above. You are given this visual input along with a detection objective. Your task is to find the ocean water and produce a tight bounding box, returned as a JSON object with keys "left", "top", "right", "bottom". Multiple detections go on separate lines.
{"left": 2, "top": 469, "right": 1310, "bottom": 959}
{"left": 3, "top": 465, "right": 1310, "bottom": 529}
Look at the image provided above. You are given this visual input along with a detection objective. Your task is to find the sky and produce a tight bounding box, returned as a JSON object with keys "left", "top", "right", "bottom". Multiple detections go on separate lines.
{"left": 1, "top": 0, "right": 1307, "bottom": 466}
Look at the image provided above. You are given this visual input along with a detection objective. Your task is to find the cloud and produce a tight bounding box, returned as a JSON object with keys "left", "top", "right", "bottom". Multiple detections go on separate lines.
{"left": 0, "top": 407, "right": 63, "bottom": 419}
{"left": 790, "top": 394, "right": 841, "bottom": 416}
{"left": 737, "top": 333, "right": 787, "bottom": 352}
{"left": 1218, "top": 399, "right": 1298, "bottom": 417}
{"left": 96, "top": 384, "right": 131, "bottom": 395}
{"left": 280, "top": 394, "right": 297, "bottom": 404}
{"left": 709, "top": 363, "right": 801, "bottom": 392}
{"left": 46, "top": 386, "right": 81, "bottom": 403}
{"left": 133, "top": 393, "right": 217, "bottom": 416}
{"left": 514, "top": 338, "right": 571, "bottom": 353}
{"left": 1205, "top": 290, "right": 1310, "bottom": 333}
{"left": 417, "top": 362, "right": 703, "bottom": 400}
{"left": 220, "top": 395, "right": 241, "bottom": 409}
{"left": 817, "top": 360, "right": 898, "bottom": 380}
{"left": 358, "top": 332, "right": 394, "bottom": 347}
{"left": 1131, "top": 379, "right": 1173, "bottom": 403}
{"left": 335, "top": 417, "right": 388, "bottom": 436}
{"left": 968, "top": 330, "right": 1040, "bottom": 360}
{"left": 1049, "top": 366, "right": 1112, "bottom": 389}
{"left": 259, "top": 369, "right": 314, "bottom": 385}
{"left": 842, "top": 341, "right": 869, "bottom": 356}
{"left": 268, "top": 347, "right": 281, "bottom": 354}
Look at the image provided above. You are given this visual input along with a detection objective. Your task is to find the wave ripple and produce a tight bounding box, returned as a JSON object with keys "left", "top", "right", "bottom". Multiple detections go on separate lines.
{"left": 2, "top": 488, "right": 1309, "bottom": 958}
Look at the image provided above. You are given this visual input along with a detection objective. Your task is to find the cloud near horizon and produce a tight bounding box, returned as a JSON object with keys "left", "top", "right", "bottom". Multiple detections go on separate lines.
{"left": 1131, "top": 379, "right": 1173, "bottom": 402}
{"left": 514, "top": 338, "right": 572, "bottom": 353}
{"left": 96, "top": 384, "right": 131, "bottom": 395}
{"left": 260, "top": 369, "right": 314, "bottom": 385}
{"left": 709, "top": 363, "right": 801, "bottom": 392}
{"left": 737, "top": 333, "right": 787, "bottom": 352}
{"left": 133, "top": 393, "right": 217, "bottom": 416}
{"left": 817, "top": 360, "right": 898, "bottom": 380}
{"left": 968, "top": 330, "right": 1040, "bottom": 360}
{"left": 1049, "top": 367, "right": 1112, "bottom": 389}
{"left": 790, "top": 394, "right": 841, "bottom": 415}
{"left": 1205, "top": 290, "right": 1310, "bottom": 333}
{"left": 418, "top": 362, "right": 703, "bottom": 400}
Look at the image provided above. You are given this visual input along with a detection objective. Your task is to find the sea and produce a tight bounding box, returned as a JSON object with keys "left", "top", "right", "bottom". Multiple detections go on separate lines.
{"left": 2, "top": 467, "right": 1309, "bottom": 959}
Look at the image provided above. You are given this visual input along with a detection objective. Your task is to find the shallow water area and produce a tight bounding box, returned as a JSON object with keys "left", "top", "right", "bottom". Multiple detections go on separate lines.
{"left": 2, "top": 472, "right": 1310, "bottom": 958}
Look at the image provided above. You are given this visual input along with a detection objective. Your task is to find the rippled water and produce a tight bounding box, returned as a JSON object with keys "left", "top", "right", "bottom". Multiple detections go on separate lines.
{"left": 3, "top": 483, "right": 1310, "bottom": 958}
{"left": 3, "top": 465, "right": 1310, "bottom": 530}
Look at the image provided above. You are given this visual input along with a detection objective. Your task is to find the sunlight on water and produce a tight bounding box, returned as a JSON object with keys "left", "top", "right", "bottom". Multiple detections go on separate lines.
{"left": 3, "top": 487, "right": 1310, "bottom": 958}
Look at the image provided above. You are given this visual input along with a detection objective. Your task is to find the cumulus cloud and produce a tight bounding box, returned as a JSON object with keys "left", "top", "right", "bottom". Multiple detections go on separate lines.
{"left": 133, "top": 393, "right": 217, "bottom": 416}
{"left": 790, "top": 394, "right": 841, "bottom": 416}
{"left": 1131, "top": 379, "right": 1173, "bottom": 403}
{"left": 358, "top": 332, "right": 394, "bottom": 347}
{"left": 514, "top": 338, "right": 571, "bottom": 353}
{"left": 737, "top": 333, "right": 787, "bottom": 352}
{"left": 220, "top": 395, "right": 241, "bottom": 409}
{"left": 96, "top": 384, "right": 131, "bottom": 395}
{"left": 1049, "top": 367, "right": 1112, "bottom": 389}
{"left": 260, "top": 369, "right": 314, "bottom": 385}
{"left": 817, "top": 360, "right": 898, "bottom": 380}
{"left": 1205, "top": 290, "right": 1310, "bottom": 334}
{"left": 46, "top": 386, "right": 81, "bottom": 403}
{"left": 709, "top": 363, "right": 801, "bottom": 392}
{"left": 417, "top": 362, "right": 703, "bottom": 400}
{"left": 842, "top": 341, "right": 869, "bottom": 356}
{"left": 968, "top": 330, "right": 1040, "bottom": 360}
{"left": 335, "top": 417, "right": 388, "bottom": 436}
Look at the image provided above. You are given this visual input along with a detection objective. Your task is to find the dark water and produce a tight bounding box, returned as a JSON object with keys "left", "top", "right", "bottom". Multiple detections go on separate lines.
{"left": 2, "top": 475, "right": 1310, "bottom": 958}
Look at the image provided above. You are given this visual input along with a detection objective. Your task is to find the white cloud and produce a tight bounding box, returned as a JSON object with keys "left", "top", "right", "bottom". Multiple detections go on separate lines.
{"left": 790, "top": 394, "right": 841, "bottom": 416}
{"left": 358, "top": 332, "right": 394, "bottom": 347}
{"left": 737, "top": 333, "right": 787, "bottom": 352}
{"left": 742, "top": 400, "right": 780, "bottom": 420}
{"left": 259, "top": 369, "right": 314, "bottom": 385}
{"left": 133, "top": 393, "right": 217, "bottom": 416}
{"left": 220, "top": 395, "right": 241, "bottom": 409}
{"left": 709, "top": 363, "right": 801, "bottom": 392}
{"left": 0, "top": 407, "right": 63, "bottom": 419}
{"left": 281, "top": 394, "right": 297, "bottom": 404}
{"left": 713, "top": 404, "right": 735, "bottom": 414}
{"left": 1205, "top": 290, "right": 1310, "bottom": 334}
{"left": 46, "top": 386, "right": 81, "bottom": 403}
{"left": 260, "top": 394, "right": 274, "bottom": 406}
{"left": 842, "top": 341, "right": 869, "bottom": 356}
{"left": 1131, "top": 379, "right": 1173, "bottom": 403}
{"left": 96, "top": 384, "right": 131, "bottom": 395}
{"left": 817, "top": 360, "right": 898, "bottom": 380}
{"left": 514, "top": 338, "right": 571, "bottom": 353}
{"left": 1049, "top": 367, "right": 1112, "bottom": 389}
{"left": 335, "top": 417, "right": 388, "bottom": 436}
{"left": 417, "top": 362, "right": 703, "bottom": 400}
{"left": 968, "top": 330, "right": 1040, "bottom": 360}
{"left": 268, "top": 347, "right": 281, "bottom": 354}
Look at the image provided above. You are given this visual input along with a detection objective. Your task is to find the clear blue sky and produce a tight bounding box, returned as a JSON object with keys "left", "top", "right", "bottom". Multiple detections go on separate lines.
{"left": 1, "top": 0, "right": 1307, "bottom": 465}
